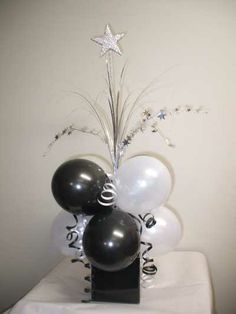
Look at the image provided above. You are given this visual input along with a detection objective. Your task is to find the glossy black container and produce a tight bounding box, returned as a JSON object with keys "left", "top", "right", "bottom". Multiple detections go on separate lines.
{"left": 91, "top": 257, "right": 140, "bottom": 304}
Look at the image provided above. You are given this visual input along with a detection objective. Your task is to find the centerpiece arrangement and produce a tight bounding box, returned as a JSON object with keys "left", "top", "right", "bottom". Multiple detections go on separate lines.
{"left": 48, "top": 24, "right": 207, "bottom": 304}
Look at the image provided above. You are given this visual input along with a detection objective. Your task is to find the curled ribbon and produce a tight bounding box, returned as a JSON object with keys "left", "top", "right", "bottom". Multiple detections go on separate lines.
{"left": 66, "top": 214, "right": 91, "bottom": 302}
{"left": 139, "top": 213, "right": 156, "bottom": 229}
{"left": 138, "top": 213, "right": 157, "bottom": 277}
{"left": 129, "top": 213, "right": 158, "bottom": 278}
{"left": 66, "top": 214, "right": 86, "bottom": 260}
{"left": 98, "top": 175, "right": 117, "bottom": 206}
{"left": 81, "top": 271, "right": 92, "bottom": 302}
{"left": 141, "top": 241, "right": 158, "bottom": 276}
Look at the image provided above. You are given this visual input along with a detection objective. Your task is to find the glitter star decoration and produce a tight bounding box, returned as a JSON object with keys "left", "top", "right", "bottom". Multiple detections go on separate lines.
{"left": 91, "top": 24, "right": 125, "bottom": 56}
{"left": 151, "top": 125, "right": 158, "bottom": 133}
{"left": 122, "top": 138, "right": 131, "bottom": 147}
{"left": 142, "top": 109, "right": 152, "bottom": 120}
{"left": 157, "top": 110, "right": 167, "bottom": 120}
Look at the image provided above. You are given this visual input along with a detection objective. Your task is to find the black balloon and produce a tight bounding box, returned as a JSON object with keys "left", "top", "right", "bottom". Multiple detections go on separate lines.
{"left": 82, "top": 209, "right": 140, "bottom": 272}
{"left": 51, "top": 159, "right": 107, "bottom": 215}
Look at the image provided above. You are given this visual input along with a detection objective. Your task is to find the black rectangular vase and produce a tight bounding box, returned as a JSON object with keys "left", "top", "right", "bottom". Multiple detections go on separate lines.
{"left": 91, "top": 257, "right": 140, "bottom": 304}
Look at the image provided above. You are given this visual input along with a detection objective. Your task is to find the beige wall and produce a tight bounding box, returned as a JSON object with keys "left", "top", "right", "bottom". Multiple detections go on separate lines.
{"left": 0, "top": 0, "right": 236, "bottom": 313}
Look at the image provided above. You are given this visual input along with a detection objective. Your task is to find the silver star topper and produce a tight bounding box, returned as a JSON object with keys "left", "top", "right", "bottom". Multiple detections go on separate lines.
{"left": 91, "top": 24, "right": 125, "bottom": 56}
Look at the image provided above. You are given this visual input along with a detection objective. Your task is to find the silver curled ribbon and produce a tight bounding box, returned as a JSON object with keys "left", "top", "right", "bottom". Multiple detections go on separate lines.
{"left": 98, "top": 174, "right": 117, "bottom": 207}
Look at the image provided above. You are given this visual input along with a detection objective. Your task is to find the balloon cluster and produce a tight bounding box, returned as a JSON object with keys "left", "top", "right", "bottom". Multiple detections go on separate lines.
{"left": 51, "top": 156, "right": 182, "bottom": 273}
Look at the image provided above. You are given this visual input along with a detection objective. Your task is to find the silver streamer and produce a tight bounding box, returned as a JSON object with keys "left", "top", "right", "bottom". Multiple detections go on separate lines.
{"left": 46, "top": 24, "right": 207, "bottom": 172}
{"left": 120, "top": 105, "right": 208, "bottom": 153}
{"left": 43, "top": 124, "right": 106, "bottom": 157}
{"left": 45, "top": 23, "right": 208, "bottom": 175}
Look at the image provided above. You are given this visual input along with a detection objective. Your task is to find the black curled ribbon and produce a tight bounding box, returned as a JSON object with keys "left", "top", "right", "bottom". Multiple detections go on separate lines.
{"left": 139, "top": 213, "right": 157, "bottom": 276}
{"left": 141, "top": 241, "right": 158, "bottom": 275}
{"left": 66, "top": 214, "right": 79, "bottom": 231}
{"left": 138, "top": 213, "right": 156, "bottom": 229}
{"left": 66, "top": 214, "right": 91, "bottom": 302}
{"left": 66, "top": 215, "right": 84, "bottom": 262}
{"left": 129, "top": 213, "right": 158, "bottom": 277}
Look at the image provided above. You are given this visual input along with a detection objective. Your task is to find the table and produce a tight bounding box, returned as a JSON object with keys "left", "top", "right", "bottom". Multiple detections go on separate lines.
{"left": 5, "top": 251, "right": 213, "bottom": 314}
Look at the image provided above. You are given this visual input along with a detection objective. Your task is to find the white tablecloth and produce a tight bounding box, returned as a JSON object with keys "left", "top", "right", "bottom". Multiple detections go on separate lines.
{"left": 5, "top": 251, "right": 213, "bottom": 314}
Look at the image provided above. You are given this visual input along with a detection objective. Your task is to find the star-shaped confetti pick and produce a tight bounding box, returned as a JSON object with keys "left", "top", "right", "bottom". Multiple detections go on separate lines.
{"left": 91, "top": 24, "right": 125, "bottom": 56}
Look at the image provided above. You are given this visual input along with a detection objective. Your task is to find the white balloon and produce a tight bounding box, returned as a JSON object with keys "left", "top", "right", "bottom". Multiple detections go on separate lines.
{"left": 115, "top": 156, "right": 172, "bottom": 214}
{"left": 142, "top": 206, "right": 182, "bottom": 255}
{"left": 51, "top": 211, "right": 90, "bottom": 257}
